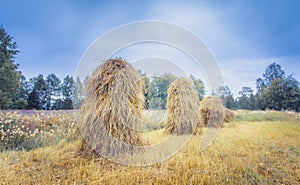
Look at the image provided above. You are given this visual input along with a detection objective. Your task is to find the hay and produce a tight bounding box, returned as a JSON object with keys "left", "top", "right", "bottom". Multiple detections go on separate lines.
{"left": 78, "top": 58, "right": 144, "bottom": 157}
{"left": 199, "top": 96, "right": 225, "bottom": 128}
{"left": 223, "top": 108, "right": 235, "bottom": 122}
{"left": 164, "top": 78, "right": 201, "bottom": 135}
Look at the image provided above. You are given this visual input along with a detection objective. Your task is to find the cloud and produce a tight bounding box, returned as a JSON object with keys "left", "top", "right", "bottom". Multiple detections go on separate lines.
{"left": 5, "top": 0, "right": 299, "bottom": 96}
{"left": 147, "top": 1, "right": 266, "bottom": 59}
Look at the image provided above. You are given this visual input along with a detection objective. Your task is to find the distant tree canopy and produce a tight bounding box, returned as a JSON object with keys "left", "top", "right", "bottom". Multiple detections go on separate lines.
{"left": 142, "top": 73, "right": 177, "bottom": 109}
{"left": 215, "top": 86, "right": 235, "bottom": 109}
{"left": 190, "top": 74, "right": 205, "bottom": 100}
{"left": 139, "top": 72, "right": 205, "bottom": 110}
{"left": 23, "top": 74, "right": 76, "bottom": 110}
{"left": 255, "top": 63, "right": 300, "bottom": 111}
{"left": 0, "top": 26, "right": 20, "bottom": 109}
{"left": 236, "top": 87, "right": 255, "bottom": 110}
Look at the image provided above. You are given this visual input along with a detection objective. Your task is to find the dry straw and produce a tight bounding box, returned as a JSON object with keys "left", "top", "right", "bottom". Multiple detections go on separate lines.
{"left": 78, "top": 58, "right": 144, "bottom": 157}
{"left": 164, "top": 78, "right": 201, "bottom": 135}
{"left": 223, "top": 108, "right": 235, "bottom": 122}
{"left": 199, "top": 96, "right": 225, "bottom": 128}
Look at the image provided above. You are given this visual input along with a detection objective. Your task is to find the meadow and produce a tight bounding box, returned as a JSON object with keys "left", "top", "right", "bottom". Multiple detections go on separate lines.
{"left": 0, "top": 110, "right": 299, "bottom": 184}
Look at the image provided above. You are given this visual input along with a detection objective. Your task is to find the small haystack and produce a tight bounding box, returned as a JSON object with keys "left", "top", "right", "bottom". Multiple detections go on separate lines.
{"left": 199, "top": 96, "right": 225, "bottom": 128}
{"left": 78, "top": 58, "right": 144, "bottom": 157}
{"left": 223, "top": 108, "right": 235, "bottom": 122}
{"left": 164, "top": 78, "right": 201, "bottom": 135}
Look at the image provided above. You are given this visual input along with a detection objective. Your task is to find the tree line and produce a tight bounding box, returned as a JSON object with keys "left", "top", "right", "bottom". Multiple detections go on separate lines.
{"left": 139, "top": 71, "right": 205, "bottom": 110}
{"left": 0, "top": 26, "right": 84, "bottom": 110}
{"left": 1, "top": 26, "right": 300, "bottom": 111}
{"left": 3, "top": 72, "right": 85, "bottom": 110}
{"left": 14, "top": 74, "right": 74, "bottom": 110}
{"left": 215, "top": 63, "right": 300, "bottom": 111}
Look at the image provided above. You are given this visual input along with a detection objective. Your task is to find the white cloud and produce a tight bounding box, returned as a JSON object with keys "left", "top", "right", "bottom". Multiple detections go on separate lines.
{"left": 147, "top": 1, "right": 266, "bottom": 59}
{"left": 17, "top": 0, "right": 299, "bottom": 98}
{"left": 139, "top": 1, "right": 300, "bottom": 97}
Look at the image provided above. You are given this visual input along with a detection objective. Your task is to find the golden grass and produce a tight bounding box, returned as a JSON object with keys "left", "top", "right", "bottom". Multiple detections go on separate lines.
{"left": 1, "top": 120, "right": 299, "bottom": 184}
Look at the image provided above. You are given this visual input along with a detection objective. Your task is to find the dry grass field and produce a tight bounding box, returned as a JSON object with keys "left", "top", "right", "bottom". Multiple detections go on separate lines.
{"left": 0, "top": 110, "right": 299, "bottom": 184}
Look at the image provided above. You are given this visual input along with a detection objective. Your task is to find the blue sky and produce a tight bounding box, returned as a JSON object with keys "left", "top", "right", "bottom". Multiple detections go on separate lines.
{"left": 1, "top": 0, "right": 299, "bottom": 96}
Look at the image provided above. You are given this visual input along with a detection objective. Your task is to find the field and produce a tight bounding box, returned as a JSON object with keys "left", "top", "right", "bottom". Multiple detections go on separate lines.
{"left": 0, "top": 110, "right": 299, "bottom": 184}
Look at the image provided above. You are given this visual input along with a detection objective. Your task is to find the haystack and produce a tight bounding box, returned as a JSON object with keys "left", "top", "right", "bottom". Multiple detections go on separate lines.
{"left": 199, "top": 96, "right": 225, "bottom": 128}
{"left": 223, "top": 108, "right": 235, "bottom": 122}
{"left": 78, "top": 58, "right": 144, "bottom": 157}
{"left": 164, "top": 78, "right": 201, "bottom": 135}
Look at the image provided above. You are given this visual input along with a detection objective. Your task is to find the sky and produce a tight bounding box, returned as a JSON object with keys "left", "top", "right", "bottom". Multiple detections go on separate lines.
{"left": 0, "top": 0, "right": 299, "bottom": 97}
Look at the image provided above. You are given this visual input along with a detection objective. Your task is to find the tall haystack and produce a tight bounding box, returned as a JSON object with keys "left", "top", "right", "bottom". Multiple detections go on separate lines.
{"left": 223, "top": 108, "right": 235, "bottom": 122}
{"left": 78, "top": 58, "right": 144, "bottom": 157}
{"left": 199, "top": 96, "right": 225, "bottom": 128}
{"left": 164, "top": 78, "right": 201, "bottom": 135}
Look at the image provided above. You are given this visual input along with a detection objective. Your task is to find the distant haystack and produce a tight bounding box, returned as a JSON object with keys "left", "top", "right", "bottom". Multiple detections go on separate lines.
{"left": 199, "top": 96, "right": 225, "bottom": 128}
{"left": 78, "top": 58, "right": 144, "bottom": 157}
{"left": 165, "top": 78, "right": 201, "bottom": 135}
{"left": 223, "top": 108, "right": 235, "bottom": 122}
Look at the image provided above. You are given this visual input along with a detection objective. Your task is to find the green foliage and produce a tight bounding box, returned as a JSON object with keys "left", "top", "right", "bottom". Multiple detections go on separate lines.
{"left": 61, "top": 75, "right": 74, "bottom": 109}
{"left": 190, "top": 74, "right": 205, "bottom": 100}
{"left": 16, "top": 74, "right": 76, "bottom": 110}
{"left": 237, "top": 87, "right": 256, "bottom": 110}
{"left": 256, "top": 63, "right": 300, "bottom": 111}
{"left": 235, "top": 111, "right": 299, "bottom": 122}
{"left": 27, "top": 90, "right": 39, "bottom": 109}
{"left": 148, "top": 97, "right": 165, "bottom": 110}
{"left": 27, "top": 74, "right": 47, "bottom": 109}
{"left": 146, "top": 73, "right": 177, "bottom": 109}
{"left": 262, "top": 63, "right": 285, "bottom": 87}
{"left": 0, "top": 26, "right": 20, "bottom": 109}
{"left": 45, "top": 73, "right": 61, "bottom": 110}
{"left": 11, "top": 75, "right": 29, "bottom": 109}
{"left": 215, "top": 86, "right": 235, "bottom": 109}
{"left": 140, "top": 72, "right": 205, "bottom": 110}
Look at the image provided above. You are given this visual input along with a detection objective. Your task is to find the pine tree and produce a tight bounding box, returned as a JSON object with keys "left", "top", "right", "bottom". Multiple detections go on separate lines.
{"left": 0, "top": 26, "right": 20, "bottom": 109}
{"left": 45, "top": 73, "right": 61, "bottom": 109}
{"left": 61, "top": 75, "right": 74, "bottom": 109}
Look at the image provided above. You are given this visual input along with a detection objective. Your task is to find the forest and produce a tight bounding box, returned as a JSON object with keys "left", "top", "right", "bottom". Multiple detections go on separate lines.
{"left": 1, "top": 26, "right": 300, "bottom": 111}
